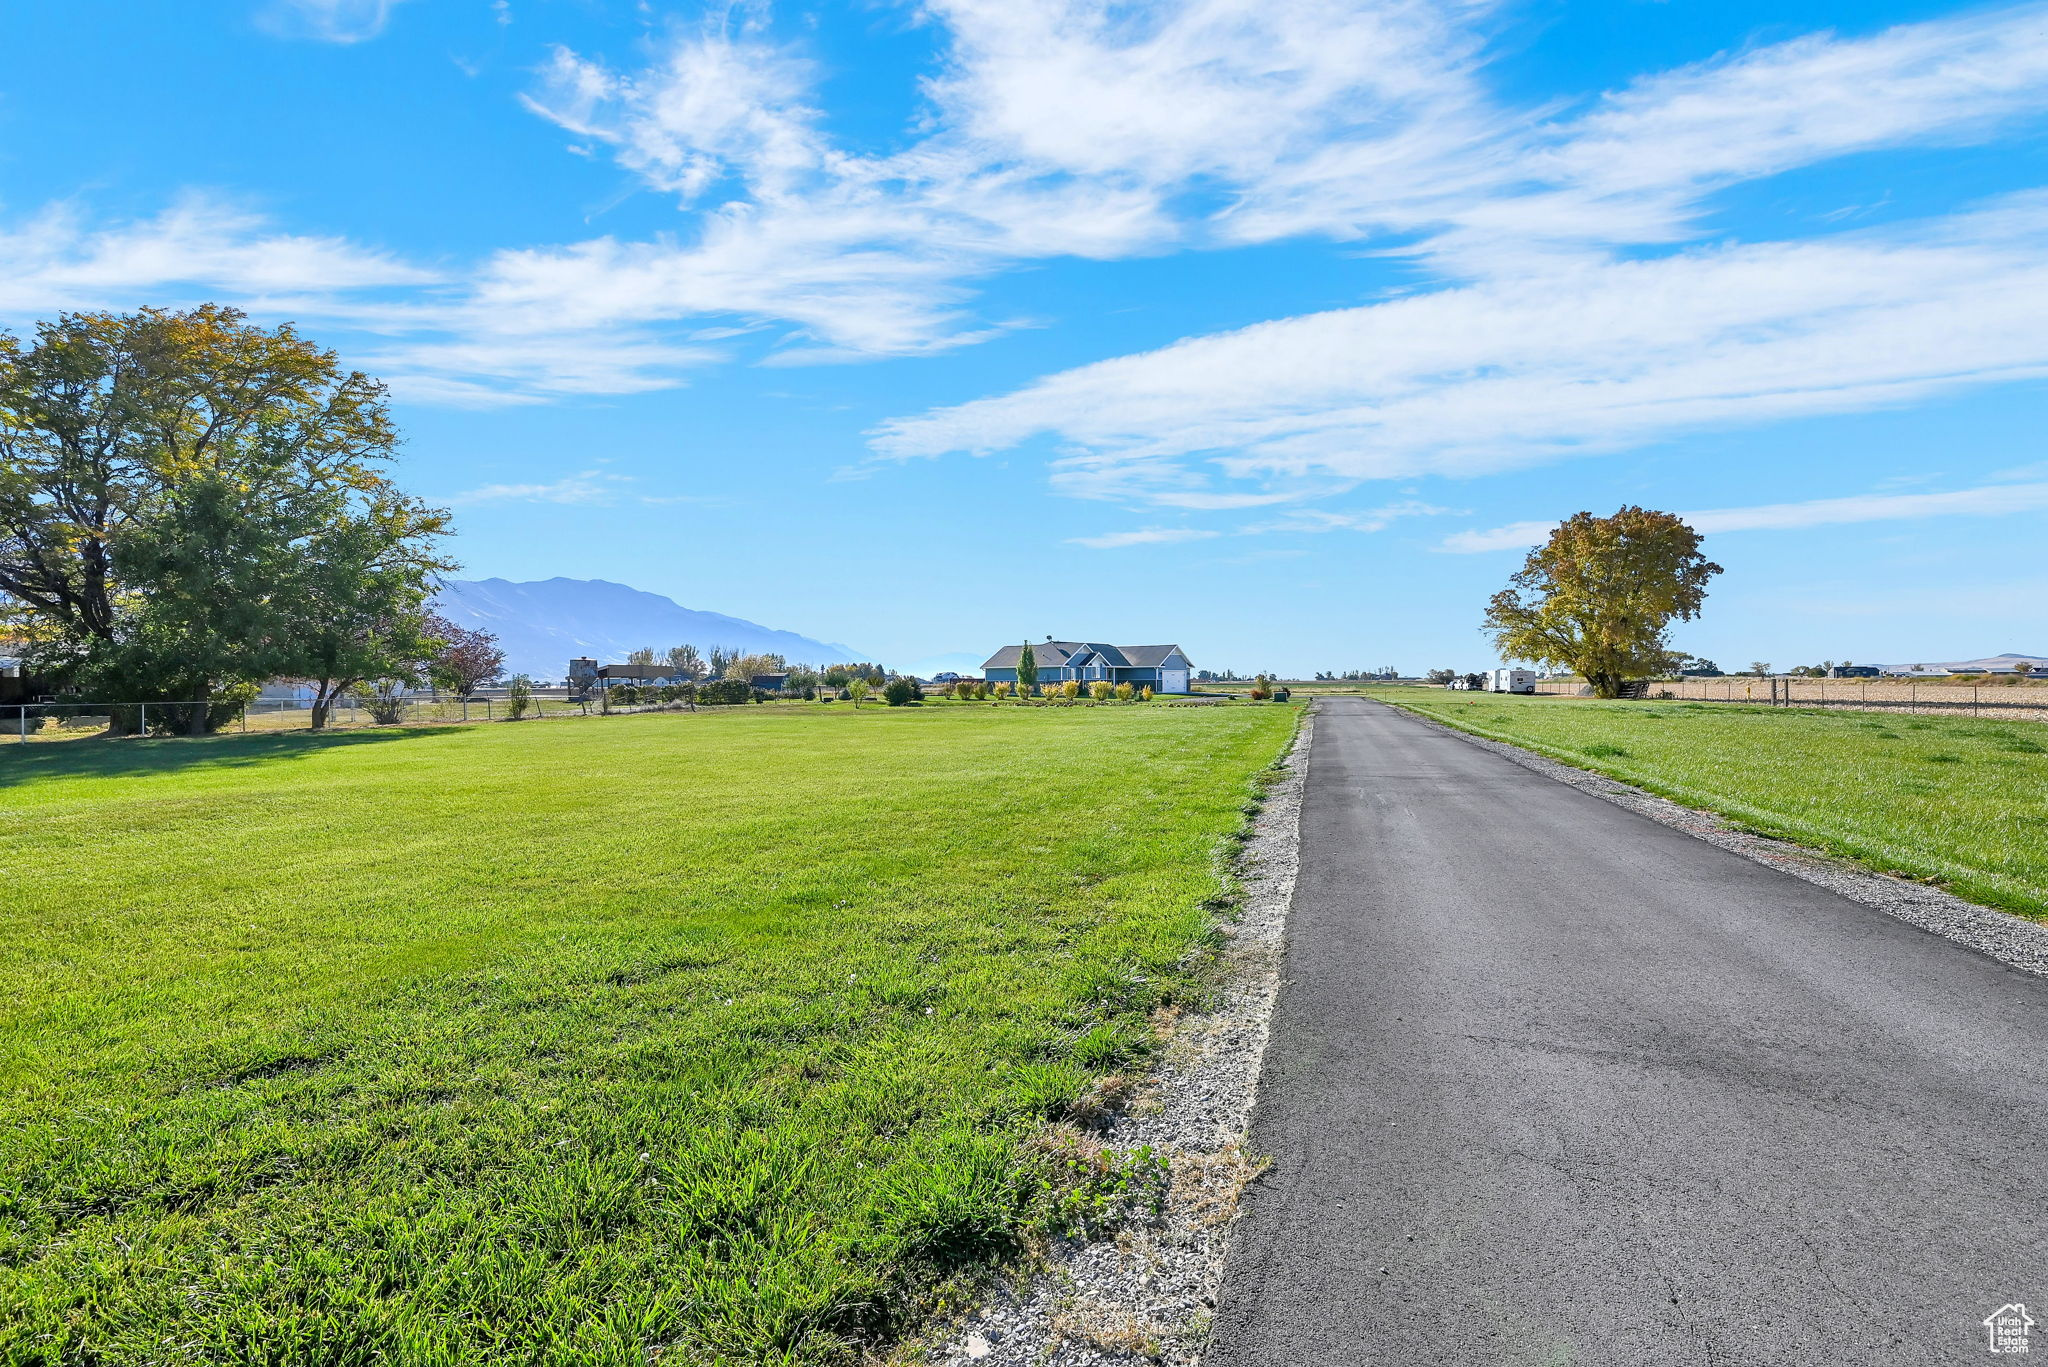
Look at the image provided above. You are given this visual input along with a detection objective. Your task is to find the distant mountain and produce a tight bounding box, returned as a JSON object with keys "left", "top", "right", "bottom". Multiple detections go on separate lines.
{"left": 432, "top": 578, "right": 865, "bottom": 681}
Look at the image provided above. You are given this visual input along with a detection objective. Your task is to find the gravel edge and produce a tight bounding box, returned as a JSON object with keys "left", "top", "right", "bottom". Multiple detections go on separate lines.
{"left": 1395, "top": 703, "right": 2048, "bottom": 978}
{"left": 919, "top": 705, "right": 1314, "bottom": 1367}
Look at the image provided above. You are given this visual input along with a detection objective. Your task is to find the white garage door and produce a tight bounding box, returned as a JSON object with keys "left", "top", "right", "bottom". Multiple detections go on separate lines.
{"left": 1160, "top": 669, "right": 1189, "bottom": 694}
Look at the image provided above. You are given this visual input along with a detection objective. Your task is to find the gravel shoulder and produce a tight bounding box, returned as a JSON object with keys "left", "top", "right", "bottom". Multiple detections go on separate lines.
{"left": 917, "top": 706, "right": 1313, "bottom": 1367}
{"left": 1394, "top": 703, "right": 2048, "bottom": 977}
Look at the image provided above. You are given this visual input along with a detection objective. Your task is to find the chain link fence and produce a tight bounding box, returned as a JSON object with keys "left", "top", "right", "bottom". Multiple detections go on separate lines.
{"left": 0, "top": 689, "right": 722, "bottom": 744}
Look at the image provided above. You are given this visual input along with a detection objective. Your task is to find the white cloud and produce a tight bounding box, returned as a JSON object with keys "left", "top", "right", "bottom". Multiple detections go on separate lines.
{"left": 874, "top": 197, "right": 2048, "bottom": 502}
{"left": 0, "top": 198, "right": 434, "bottom": 315}
{"left": 1438, "top": 520, "right": 1576, "bottom": 554}
{"left": 452, "top": 470, "right": 633, "bottom": 505}
{"left": 15, "top": 0, "right": 2048, "bottom": 420}
{"left": 1066, "top": 527, "right": 1222, "bottom": 549}
{"left": 256, "top": 0, "right": 407, "bottom": 43}
{"left": 1439, "top": 480, "right": 2048, "bottom": 552}
{"left": 1244, "top": 501, "right": 1459, "bottom": 534}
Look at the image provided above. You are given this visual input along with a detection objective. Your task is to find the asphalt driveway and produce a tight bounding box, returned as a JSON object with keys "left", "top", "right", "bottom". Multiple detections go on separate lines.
{"left": 1207, "top": 698, "right": 2047, "bottom": 1366}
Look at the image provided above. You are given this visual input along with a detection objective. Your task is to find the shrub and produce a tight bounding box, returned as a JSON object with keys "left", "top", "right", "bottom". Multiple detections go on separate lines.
{"left": 1061, "top": 680, "right": 1081, "bottom": 699}
{"left": 611, "top": 684, "right": 639, "bottom": 706}
{"left": 1140, "top": 686, "right": 1153, "bottom": 702}
{"left": 882, "top": 677, "right": 918, "bottom": 706}
{"left": 505, "top": 675, "right": 535, "bottom": 721}
{"left": 1114, "top": 682, "right": 1134, "bottom": 702}
{"left": 1090, "top": 681, "right": 1112, "bottom": 701}
{"left": 699, "top": 678, "right": 751, "bottom": 706}
{"left": 366, "top": 679, "right": 410, "bottom": 725}
{"left": 992, "top": 682, "right": 1011, "bottom": 698}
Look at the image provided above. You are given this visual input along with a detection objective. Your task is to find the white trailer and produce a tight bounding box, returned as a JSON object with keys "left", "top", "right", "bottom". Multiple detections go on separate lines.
{"left": 1487, "top": 668, "right": 1536, "bottom": 694}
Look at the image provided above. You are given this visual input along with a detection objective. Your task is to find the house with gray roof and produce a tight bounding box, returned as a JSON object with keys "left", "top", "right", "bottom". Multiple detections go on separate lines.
{"left": 981, "top": 640, "right": 1193, "bottom": 694}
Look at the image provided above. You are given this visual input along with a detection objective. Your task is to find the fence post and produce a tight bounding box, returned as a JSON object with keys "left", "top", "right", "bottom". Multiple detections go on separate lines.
{"left": 17, "top": 705, "right": 25, "bottom": 744}
{"left": 139, "top": 701, "right": 147, "bottom": 735}
{"left": 1975, "top": 685, "right": 1980, "bottom": 717}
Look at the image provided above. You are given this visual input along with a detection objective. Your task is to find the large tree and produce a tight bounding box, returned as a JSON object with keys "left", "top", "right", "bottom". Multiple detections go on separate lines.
{"left": 0, "top": 306, "right": 448, "bottom": 731}
{"left": 1483, "top": 507, "right": 1721, "bottom": 699}
{"left": 1016, "top": 641, "right": 1038, "bottom": 696}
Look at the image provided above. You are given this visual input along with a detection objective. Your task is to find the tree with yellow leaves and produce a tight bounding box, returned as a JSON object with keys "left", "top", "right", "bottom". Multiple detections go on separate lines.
{"left": 1483, "top": 507, "right": 1721, "bottom": 700}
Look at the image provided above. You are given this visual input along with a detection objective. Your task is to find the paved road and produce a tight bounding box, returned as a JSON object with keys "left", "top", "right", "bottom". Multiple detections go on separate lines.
{"left": 1208, "top": 698, "right": 2048, "bottom": 1366}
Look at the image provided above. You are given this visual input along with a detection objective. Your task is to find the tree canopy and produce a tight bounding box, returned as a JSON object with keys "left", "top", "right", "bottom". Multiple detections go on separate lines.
{"left": 0, "top": 306, "right": 449, "bottom": 731}
{"left": 1482, "top": 507, "right": 1721, "bottom": 699}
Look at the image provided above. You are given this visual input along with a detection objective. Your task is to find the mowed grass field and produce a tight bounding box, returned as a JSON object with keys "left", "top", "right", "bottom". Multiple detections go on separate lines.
{"left": 0, "top": 702, "right": 1297, "bottom": 1364}
{"left": 1368, "top": 688, "right": 2048, "bottom": 920}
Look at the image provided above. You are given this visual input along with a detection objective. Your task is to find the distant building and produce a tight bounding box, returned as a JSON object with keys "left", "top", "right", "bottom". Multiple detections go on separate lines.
{"left": 1882, "top": 653, "right": 2048, "bottom": 677}
{"left": 0, "top": 653, "right": 46, "bottom": 707}
{"left": 591, "top": 663, "right": 690, "bottom": 689}
{"left": 567, "top": 657, "right": 599, "bottom": 691}
{"left": 981, "top": 640, "right": 1193, "bottom": 693}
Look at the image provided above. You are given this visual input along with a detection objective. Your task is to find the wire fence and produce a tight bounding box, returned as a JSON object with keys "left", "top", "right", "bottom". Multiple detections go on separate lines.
{"left": 1532, "top": 676, "right": 2048, "bottom": 722}
{"left": 0, "top": 690, "right": 721, "bottom": 744}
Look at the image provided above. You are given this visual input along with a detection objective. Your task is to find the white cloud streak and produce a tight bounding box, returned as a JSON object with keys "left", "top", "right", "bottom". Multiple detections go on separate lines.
{"left": 13, "top": 0, "right": 2048, "bottom": 427}
{"left": 452, "top": 470, "right": 634, "bottom": 505}
{"left": 875, "top": 196, "right": 2048, "bottom": 500}
{"left": 1066, "top": 527, "right": 1221, "bottom": 549}
{"left": 256, "top": 0, "right": 408, "bottom": 44}
{"left": 1438, "top": 480, "right": 2048, "bottom": 552}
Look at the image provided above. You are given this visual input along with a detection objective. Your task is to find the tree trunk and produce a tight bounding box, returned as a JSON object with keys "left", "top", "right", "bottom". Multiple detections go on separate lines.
{"left": 186, "top": 690, "right": 213, "bottom": 736}
{"left": 309, "top": 677, "right": 354, "bottom": 730}
{"left": 1588, "top": 671, "right": 1624, "bottom": 699}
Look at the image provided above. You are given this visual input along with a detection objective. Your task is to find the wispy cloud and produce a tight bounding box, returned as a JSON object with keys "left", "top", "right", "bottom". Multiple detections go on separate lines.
{"left": 255, "top": 0, "right": 407, "bottom": 43}
{"left": 0, "top": 197, "right": 435, "bottom": 314}
{"left": 1244, "top": 501, "right": 1459, "bottom": 534}
{"left": 452, "top": 470, "right": 635, "bottom": 506}
{"left": 1066, "top": 527, "right": 1222, "bottom": 549}
{"left": 14, "top": 0, "right": 2048, "bottom": 424}
{"left": 1438, "top": 480, "right": 2048, "bottom": 552}
{"left": 876, "top": 196, "right": 2048, "bottom": 502}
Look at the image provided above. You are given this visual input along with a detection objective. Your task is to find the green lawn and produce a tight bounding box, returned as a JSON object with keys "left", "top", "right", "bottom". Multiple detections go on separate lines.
{"left": 0, "top": 702, "right": 1297, "bottom": 1365}
{"left": 1367, "top": 688, "right": 2048, "bottom": 920}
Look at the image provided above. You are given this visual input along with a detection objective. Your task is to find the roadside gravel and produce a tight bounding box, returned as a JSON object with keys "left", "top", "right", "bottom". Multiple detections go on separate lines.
{"left": 1407, "top": 709, "right": 2048, "bottom": 978}
{"left": 920, "top": 707, "right": 1313, "bottom": 1367}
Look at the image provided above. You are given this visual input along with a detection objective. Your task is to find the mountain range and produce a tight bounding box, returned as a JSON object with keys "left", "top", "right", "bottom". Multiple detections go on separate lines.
{"left": 432, "top": 578, "right": 864, "bottom": 682}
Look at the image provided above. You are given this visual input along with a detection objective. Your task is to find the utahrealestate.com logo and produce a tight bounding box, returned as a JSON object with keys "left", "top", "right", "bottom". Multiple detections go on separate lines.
{"left": 1985, "top": 1305, "right": 2035, "bottom": 1354}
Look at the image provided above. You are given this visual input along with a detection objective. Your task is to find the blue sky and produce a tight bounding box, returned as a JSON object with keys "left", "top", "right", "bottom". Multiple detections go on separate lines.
{"left": 4, "top": 0, "right": 2046, "bottom": 676}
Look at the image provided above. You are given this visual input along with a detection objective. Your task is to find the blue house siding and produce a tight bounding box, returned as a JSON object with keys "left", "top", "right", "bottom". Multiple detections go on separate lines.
{"left": 985, "top": 663, "right": 1175, "bottom": 688}
{"left": 982, "top": 642, "right": 1193, "bottom": 693}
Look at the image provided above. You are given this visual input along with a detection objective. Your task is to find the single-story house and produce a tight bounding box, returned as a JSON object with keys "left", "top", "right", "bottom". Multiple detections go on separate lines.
{"left": 981, "top": 640, "right": 1193, "bottom": 694}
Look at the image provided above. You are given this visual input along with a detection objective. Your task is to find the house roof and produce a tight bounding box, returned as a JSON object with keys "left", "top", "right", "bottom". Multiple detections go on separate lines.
{"left": 981, "top": 641, "right": 1189, "bottom": 670}
{"left": 595, "top": 663, "right": 677, "bottom": 679}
